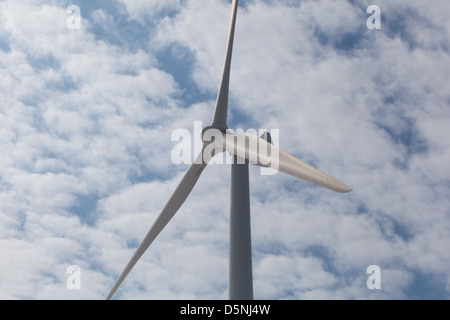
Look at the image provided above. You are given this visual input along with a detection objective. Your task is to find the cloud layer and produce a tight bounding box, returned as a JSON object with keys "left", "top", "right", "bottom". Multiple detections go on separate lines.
{"left": 0, "top": 0, "right": 449, "bottom": 299}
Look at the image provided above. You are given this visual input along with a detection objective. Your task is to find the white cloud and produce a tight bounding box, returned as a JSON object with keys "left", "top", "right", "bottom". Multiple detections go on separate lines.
{"left": 0, "top": 0, "right": 449, "bottom": 300}
{"left": 117, "top": 0, "right": 181, "bottom": 22}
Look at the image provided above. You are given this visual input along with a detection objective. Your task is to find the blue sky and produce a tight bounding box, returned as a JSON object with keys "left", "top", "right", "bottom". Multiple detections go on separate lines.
{"left": 0, "top": 0, "right": 449, "bottom": 300}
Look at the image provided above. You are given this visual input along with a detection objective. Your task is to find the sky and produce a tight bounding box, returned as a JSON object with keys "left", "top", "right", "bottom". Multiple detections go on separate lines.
{"left": 0, "top": 0, "right": 449, "bottom": 300}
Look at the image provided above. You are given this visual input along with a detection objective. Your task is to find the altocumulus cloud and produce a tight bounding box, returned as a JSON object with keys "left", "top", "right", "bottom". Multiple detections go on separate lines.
{"left": 0, "top": 0, "right": 449, "bottom": 299}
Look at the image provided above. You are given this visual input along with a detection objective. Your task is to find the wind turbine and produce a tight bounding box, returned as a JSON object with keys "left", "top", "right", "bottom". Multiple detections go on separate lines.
{"left": 106, "top": 0, "right": 351, "bottom": 300}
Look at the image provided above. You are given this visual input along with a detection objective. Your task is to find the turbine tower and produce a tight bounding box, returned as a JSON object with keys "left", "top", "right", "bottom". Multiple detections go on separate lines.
{"left": 106, "top": 0, "right": 351, "bottom": 300}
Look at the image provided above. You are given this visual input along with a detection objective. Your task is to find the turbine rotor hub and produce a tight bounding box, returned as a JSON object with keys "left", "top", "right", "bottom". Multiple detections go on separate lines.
{"left": 201, "top": 125, "right": 226, "bottom": 144}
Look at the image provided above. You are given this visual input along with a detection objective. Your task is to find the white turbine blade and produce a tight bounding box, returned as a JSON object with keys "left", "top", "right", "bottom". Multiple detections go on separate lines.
{"left": 106, "top": 151, "right": 209, "bottom": 300}
{"left": 218, "top": 132, "right": 352, "bottom": 193}
{"left": 211, "top": 0, "right": 239, "bottom": 131}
